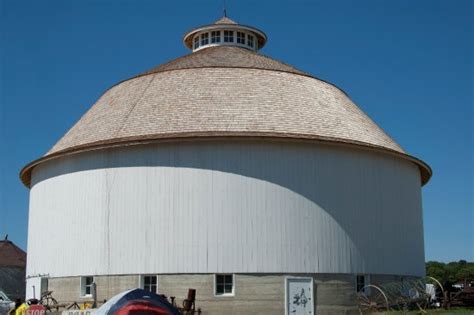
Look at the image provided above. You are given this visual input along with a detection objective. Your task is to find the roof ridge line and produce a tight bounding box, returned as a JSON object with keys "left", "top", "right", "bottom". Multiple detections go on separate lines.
{"left": 113, "top": 75, "right": 157, "bottom": 138}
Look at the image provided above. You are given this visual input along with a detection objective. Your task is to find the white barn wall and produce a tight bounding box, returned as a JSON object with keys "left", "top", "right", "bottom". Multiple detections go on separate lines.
{"left": 26, "top": 140, "right": 424, "bottom": 278}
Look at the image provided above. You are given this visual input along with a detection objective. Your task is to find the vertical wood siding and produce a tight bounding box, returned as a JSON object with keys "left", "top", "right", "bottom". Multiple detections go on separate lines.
{"left": 27, "top": 141, "right": 424, "bottom": 278}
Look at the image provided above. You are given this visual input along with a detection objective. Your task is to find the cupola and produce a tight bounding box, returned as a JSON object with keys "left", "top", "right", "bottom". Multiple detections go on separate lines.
{"left": 183, "top": 15, "right": 267, "bottom": 52}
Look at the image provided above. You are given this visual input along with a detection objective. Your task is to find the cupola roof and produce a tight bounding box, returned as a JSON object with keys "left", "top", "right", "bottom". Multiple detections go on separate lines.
{"left": 214, "top": 16, "right": 237, "bottom": 24}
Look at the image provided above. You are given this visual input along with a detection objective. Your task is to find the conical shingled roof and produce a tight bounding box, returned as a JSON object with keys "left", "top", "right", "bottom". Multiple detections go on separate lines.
{"left": 43, "top": 46, "right": 405, "bottom": 157}
{"left": 20, "top": 20, "right": 432, "bottom": 187}
{"left": 214, "top": 16, "right": 237, "bottom": 24}
{"left": 140, "top": 46, "right": 308, "bottom": 77}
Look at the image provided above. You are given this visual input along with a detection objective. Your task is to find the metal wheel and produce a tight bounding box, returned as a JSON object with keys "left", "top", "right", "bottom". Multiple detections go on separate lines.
{"left": 41, "top": 294, "right": 58, "bottom": 311}
{"left": 393, "top": 279, "right": 430, "bottom": 312}
{"left": 358, "top": 285, "right": 389, "bottom": 314}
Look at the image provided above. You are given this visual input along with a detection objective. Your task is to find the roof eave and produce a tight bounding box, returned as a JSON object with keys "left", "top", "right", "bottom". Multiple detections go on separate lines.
{"left": 20, "top": 134, "right": 432, "bottom": 188}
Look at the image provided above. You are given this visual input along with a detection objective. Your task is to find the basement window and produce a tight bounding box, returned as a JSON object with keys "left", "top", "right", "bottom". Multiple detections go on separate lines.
{"left": 80, "top": 276, "right": 94, "bottom": 297}
{"left": 356, "top": 274, "right": 371, "bottom": 293}
{"left": 215, "top": 274, "right": 234, "bottom": 296}
{"left": 141, "top": 275, "right": 158, "bottom": 293}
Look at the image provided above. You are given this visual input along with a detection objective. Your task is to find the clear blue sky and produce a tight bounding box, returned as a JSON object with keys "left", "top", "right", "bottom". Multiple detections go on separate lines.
{"left": 0, "top": 0, "right": 472, "bottom": 262}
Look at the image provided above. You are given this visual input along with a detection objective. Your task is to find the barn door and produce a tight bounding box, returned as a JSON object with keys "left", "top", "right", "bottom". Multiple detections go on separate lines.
{"left": 285, "top": 277, "right": 314, "bottom": 315}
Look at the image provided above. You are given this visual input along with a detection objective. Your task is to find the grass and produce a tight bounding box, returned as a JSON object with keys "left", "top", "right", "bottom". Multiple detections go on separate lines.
{"left": 382, "top": 308, "right": 474, "bottom": 314}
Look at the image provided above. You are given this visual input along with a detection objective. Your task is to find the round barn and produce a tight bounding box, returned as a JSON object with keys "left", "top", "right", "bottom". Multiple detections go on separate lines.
{"left": 21, "top": 15, "right": 431, "bottom": 315}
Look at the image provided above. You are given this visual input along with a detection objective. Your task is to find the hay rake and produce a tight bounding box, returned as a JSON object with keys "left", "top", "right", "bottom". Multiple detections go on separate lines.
{"left": 357, "top": 276, "right": 444, "bottom": 314}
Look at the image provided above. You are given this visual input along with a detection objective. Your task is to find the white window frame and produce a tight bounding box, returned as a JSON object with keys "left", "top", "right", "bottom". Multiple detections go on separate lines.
{"left": 80, "top": 276, "right": 94, "bottom": 297}
{"left": 224, "top": 30, "right": 234, "bottom": 43}
{"left": 192, "top": 29, "right": 258, "bottom": 52}
{"left": 214, "top": 274, "right": 234, "bottom": 297}
{"left": 247, "top": 34, "right": 254, "bottom": 48}
{"left": 236, "top": 31, "right": 246, "bottom": 45}
{"left": 139, "top": 275, "right": 158, "bottom": 293}
{"left": 211, "top": 30, "right": 221, "bottom": 43}
{"left": 200, "top": 32, "right": 209, "bottom": 46}
{"left": 193, "top": 36, "right": 200, "bottom": 49}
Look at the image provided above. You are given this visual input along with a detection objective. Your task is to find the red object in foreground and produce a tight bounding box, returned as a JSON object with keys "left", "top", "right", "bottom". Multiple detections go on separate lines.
{"left": 27, "top": 305, "right": 46, "bottom": 315}
{"left": 115, "top": 300, "right": 173, "bottom": 315}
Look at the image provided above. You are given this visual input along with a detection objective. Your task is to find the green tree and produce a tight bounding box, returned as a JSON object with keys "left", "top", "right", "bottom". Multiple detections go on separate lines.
{"left": 426, "top": 260, "right": 474, "bottom": 284}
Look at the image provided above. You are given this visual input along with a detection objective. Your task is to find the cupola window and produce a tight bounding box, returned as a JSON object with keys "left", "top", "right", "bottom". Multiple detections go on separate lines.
{"left": 193, "top": 36, "right": 200, "bottom": 49}
{"left": 211, "top": 31, "right": 221, "bottom": 43}
{"left": 224, "top": 30, "right": 234, "bottom": 42}
{"left": 237, "top": 32, "right": 246, "bottom": 44}
{"left": 201, "top": 33, "right": 209, "bottom": 46}
{"left": 247, "top": 34, "right": 254, "bottom": 48}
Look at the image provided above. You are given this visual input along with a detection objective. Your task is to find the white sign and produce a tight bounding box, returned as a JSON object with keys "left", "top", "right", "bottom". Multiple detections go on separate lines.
{"left": 285, "top": 277, "right": 314, "bottom": 315}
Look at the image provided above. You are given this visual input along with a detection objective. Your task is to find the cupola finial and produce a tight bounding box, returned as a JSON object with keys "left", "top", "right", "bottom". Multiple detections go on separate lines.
{"left": 223, "top": 0, "right": 227, "bottom": 17}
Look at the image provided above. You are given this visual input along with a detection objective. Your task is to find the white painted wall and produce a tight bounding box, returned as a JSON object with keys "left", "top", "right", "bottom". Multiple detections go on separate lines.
{"left": 26, "top": 140, "right": 424, "bottom": 278}
{"left": 25, "top": 277, "right": 43, "bottom": 300}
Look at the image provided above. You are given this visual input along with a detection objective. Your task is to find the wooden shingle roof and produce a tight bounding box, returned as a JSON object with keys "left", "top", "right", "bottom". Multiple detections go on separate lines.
{"left": 140, "top": 46, "right": 308, "bottom": 77}
{"left": 214, "top": 16, "right": 237, "bottom": 24}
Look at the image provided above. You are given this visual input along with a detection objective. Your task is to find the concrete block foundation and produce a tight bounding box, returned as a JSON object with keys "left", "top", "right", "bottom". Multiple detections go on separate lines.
{"left": 44, "top": 273, "right": 407, "bottom": 315}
